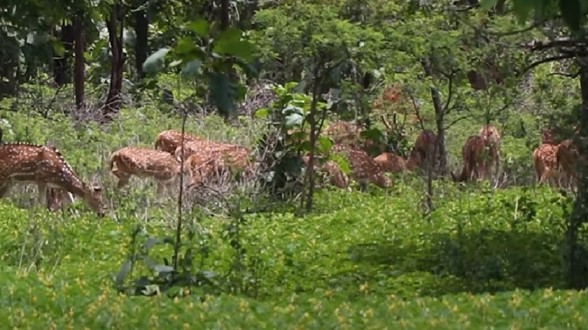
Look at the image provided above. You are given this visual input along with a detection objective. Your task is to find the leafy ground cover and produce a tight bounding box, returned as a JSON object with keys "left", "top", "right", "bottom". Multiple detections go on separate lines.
{"left": 0, "top": 178, "right": 583, "bottom": 327}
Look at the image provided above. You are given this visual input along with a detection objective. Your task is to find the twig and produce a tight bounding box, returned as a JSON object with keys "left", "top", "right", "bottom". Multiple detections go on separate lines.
{"left": 173, "top": 84, "right": 187, "bottom": 269}
{"left": 445, "top": 115, "right": 471, "bottom": 130}
{"left": 518, "top": 55, "right": 576, "bottom": 77}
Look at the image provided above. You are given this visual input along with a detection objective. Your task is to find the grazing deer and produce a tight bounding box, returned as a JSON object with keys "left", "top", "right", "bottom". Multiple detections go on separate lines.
{"left": 173, "top": 139, "right": 242, "bottom": 162}
{"left": 0, "top": 143, "right": 105, "bottom": 216}
{"left": 325, "top": 120, "right": 386, "bottom": 154}
{"left": 154, "top": 130, "right": 202, "bottom": 154}
{"left": 451, "top": 136, "right": 489, "bottom": 182}
{"left": 331, "top": 144, "right": 390, "bottom": 189}
{"left": 405, "top": 130, "right": 437, "bottom": 171}
{"left": 325, "top": 121, "right": 363, "bottom": 147}
{"left": 183, "top": 145, "right": 257, "bottom": 187}
{"left": 478, "top": 124, "right": 501, "bottom": 178}
{"left": 373, "top": 152, "right": 407, "bottom": 173}
{"left": 301, "top": 155, "right": 350, "bottom": 190}
{"left": 532, "top": 143, "right": 559, "bottom": 186}
{"left": 109, "top": 147, "right": 186, "bottom": 196}
{"left": 556, "top": 139, "right": 579, "bottom": 189}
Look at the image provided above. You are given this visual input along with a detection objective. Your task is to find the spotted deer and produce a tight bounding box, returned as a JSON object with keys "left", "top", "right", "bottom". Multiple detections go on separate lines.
{"left": 406, "top": 130, "right": 437, "bottom": 171}
{"left": 331, "top": 144, "right": 390, "bottom": 189}
{"left": 154, "top": 130, "right": 202, "bottom": 154}
{"left": 301, "top": 155, "right": 350, "bottom": 190}
{"left": 373, "top": 152, "right": 407, "bottom": 173}
{"left": 541, "top": 128, "right": 556, "bottom": 145}
{"left": 556, "top": 139, "right": 579, "bottom": 189}
{"left": 183, "top": 145, "right": 257, "bottom": 187}
{"left": 324, "top": 120, "right": 384, "bottom": 153}
{"left": 0, "top": 143, "right": 105, "bottom": 216}
{"left": 478, "top": 124, "right": 501, "bottom": 177}
{"left": 109, "top": 147, "right": 186, "bottom": 196}
{"left": 532, "top": 143, "right": 560, "bottom": 186}
{"left": 173, "top": 139, "right": 242, "bottom": 162}
{"left": 451, "top": 136, "right": 489, "bottom": 182}
{"left": 325, "top": 121, "right": 363, "bottom": 147}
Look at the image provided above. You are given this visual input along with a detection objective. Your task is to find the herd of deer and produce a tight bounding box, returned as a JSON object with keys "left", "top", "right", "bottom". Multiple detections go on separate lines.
{"left": 0, "top": 122, "right": 581, "bottom": 217}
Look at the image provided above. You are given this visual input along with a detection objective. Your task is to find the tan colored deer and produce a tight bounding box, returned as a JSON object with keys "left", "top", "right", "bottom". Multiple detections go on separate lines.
{"left": 154, "top": 130, "right": 202, "bottom": 154}
{"left": 478, "top": 124, "right": 501, "bottom": 177}
{"left": 373, "top": 152, "right": 407, "bottom": 173}
{"left": 405, "top": 130, "right": 437, "bottom": 171}
{"left": 173, "top": 139, "right": 242, "bottom": 161}
{"left": 109, "top": 147, "right": 186, "bottom": 196}
{"left": 451, "top": 136, "right": 488, "bottom": 182}
{"left": 556, "top": 139, "right": 579, "bottom": 189}
{"left": 331, "top": 144, "right": 390, "bottom": 189}
{"left": 533, "top": 143, "right": 559, "bottom": 186}
{"left": 301, "top": 155, "right": 350, "bottom": 189}
{"left": 183, "top": 145, "right": 257, "bottom": 187}
{"left": 0, "top": 143, "right": 105, "bottom": 216}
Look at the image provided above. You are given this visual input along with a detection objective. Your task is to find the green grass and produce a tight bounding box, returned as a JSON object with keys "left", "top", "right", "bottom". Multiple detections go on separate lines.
{"left": 0, "top": 184, "right": 581, "bottom": 327}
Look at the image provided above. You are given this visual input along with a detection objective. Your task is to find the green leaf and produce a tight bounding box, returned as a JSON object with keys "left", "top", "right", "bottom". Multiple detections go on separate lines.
{"left": 180, "top": 60, "right": 202, "bottom": 79}
{"left": 186, "top": 19, "right": 210, "bottom": 38}
{"left": 209, "top": 72, "right": 237, "bottom": 117}
{"left": 317, "top": 136, "right": 334, "bottom": 153}
{"left": 115, "top": 259, "right": 132, "bottom": 287}
{"left": 330, "top": 153, "right": 351, "bottom": 174}
{"left": 169, "top": 59, "right": 183, "bottom": 67}
{"left": 511, "top": 0, "right": 537, "bottom": 23}
{"left": 175, "top": 37, "right": 198, "bottom": 56}
{"left": 213, "top": 27, "right": 255, "bottom": 62}
{"left": 51, "top": 41, "right": 65, "bottom": 57}
{"left": 142, "top": 236, "right": 174, "bottom": 251}
{"left": 255, "top": 108, "right": 270, "bottom": 118}
{"left": 480, "top": 0, "right": 498, "bottom": 10}
{"left": 143, "top": 47, "right": 170, "bottom": 73}
{"left": 285, "top": 113, "right": 304, "bottom": 127}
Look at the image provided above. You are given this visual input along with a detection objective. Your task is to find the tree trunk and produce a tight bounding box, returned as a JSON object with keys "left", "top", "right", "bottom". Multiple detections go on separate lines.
{"left": 53, "top": 23, "right": 75, "bottom": 86}
{"left": 567, "top": 58, "right": 588, "bottom": 289}
{"left": 220, "top": 0, "right": 230, "bottom": 29}
{"left": 73, "top": 14, "right": 85, "bottom": 110}
{"left": 133, "top": 0, "right": 149, "bottom": 80}
{"left": 431, "top": 87, "right": 448, "bottom": 175}
{"left": 102, "top": 3, "right": 125, "bottom": 121}
{"left": 303, "top": 84, "right": 321, "bottom": 212}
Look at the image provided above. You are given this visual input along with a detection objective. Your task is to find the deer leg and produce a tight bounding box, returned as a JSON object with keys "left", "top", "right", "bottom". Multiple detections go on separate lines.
{"left": 113, "top": 173, "right": 131, "bottom": 189}
{"left": 37, "top": 183, "right": 48, "bottom": 207}
{"left": 0, "top": 183, "right": 12, "bottom": 198}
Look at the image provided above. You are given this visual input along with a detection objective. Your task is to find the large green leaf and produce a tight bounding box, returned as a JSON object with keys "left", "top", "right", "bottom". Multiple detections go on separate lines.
{"left": 285, "top": 113, "right": 304, "bottom": 127}
{"left": 114, "top": 259, "right": 132, "bottom": 287}
{"left": 186, "top": 19, "right": 210, "bottom": 38}
{"left": 51, "top": 40, "right": 65, "bottom": 57}
{"left": 180, "top": 60, "right": 202, "bottom": 79}
{"left": 511, "top": 0, "right": 537, "bottom": 23}
{"left": 480, "top": 0, "right": 499, "bottom": 10}
{"left": 142, "top": 47, "right": 170, "bottom": 73}
{"left": 213, "top": 27, "right": 255, "bottom": 62}
{"left": 317, "top": 136, "right": 334, "bottom": 153}
{"left": 209, "top": 72, "right": 237, "bottom": 117}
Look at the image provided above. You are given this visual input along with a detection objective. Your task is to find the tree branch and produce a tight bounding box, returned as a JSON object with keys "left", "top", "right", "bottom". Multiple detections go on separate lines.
{"left": 442, "top": 69, "right": 457, "bottom": 113}
{"left": 548, "top": 70, "right": 581, "bottom": 78}
{"left": 524, "top": 38, "right": 588, "bottom": 52}
{"left": 489, "top": 20, "right": 550, "bottom": 37}
{"left": 445, "top": 115, "right": 470, "bottom": 130}
{"left": 518, "top": 55, "right": 576, "bottom": 76}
